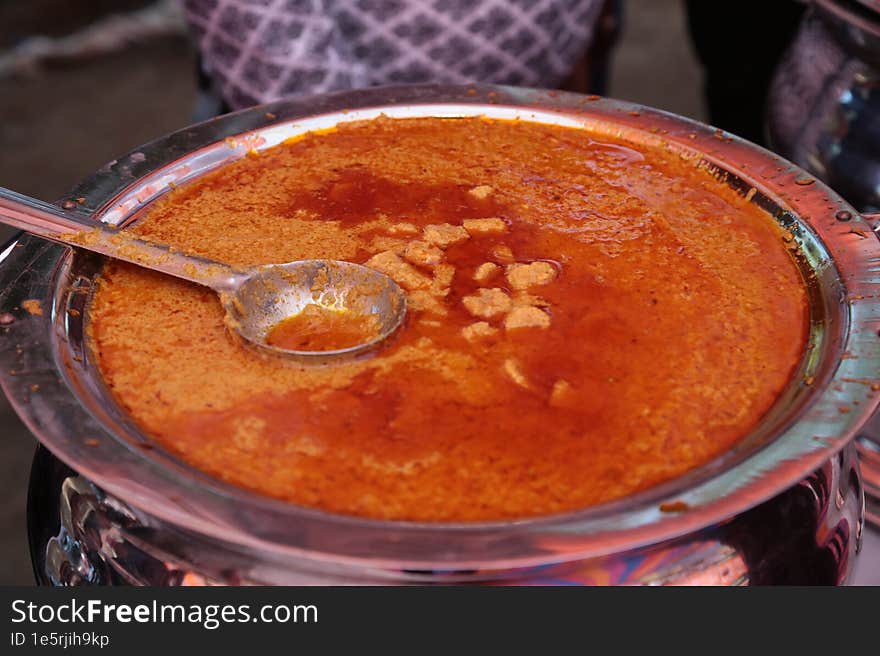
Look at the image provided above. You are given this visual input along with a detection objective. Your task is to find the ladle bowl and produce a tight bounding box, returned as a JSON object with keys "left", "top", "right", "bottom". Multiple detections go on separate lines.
{"left": 0, "top": 186, "right": 407, "bottom": 360}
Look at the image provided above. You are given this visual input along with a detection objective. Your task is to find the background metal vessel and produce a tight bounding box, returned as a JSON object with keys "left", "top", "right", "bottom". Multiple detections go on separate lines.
{"left": 768, "top": 0, "right": 880, "bottom": 525}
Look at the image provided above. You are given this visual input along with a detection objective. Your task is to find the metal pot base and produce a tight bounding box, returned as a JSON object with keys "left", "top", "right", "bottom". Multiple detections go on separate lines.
{"left": 28, "top": 444, "right": 865, "bottom": 586}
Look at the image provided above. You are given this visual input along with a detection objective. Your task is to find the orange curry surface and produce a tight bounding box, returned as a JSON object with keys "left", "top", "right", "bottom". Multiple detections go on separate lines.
{"left": 88, "top": 116, "right": 809, "bottom": 522}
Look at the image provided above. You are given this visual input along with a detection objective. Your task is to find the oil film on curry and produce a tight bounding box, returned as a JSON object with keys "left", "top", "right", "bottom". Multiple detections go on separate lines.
{"left": 86, "top": 114, "right": 809, "bottom": 523}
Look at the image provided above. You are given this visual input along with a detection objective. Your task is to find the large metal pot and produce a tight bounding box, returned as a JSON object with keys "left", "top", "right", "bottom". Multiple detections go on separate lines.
{"left": 2, "top": 85, "right": 879, "bottom": 585}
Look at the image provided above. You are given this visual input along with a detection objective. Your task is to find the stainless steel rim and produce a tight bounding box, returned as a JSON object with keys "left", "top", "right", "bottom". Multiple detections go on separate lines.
{"left": 1, "top": 84, "right": 878, "bottom": 571}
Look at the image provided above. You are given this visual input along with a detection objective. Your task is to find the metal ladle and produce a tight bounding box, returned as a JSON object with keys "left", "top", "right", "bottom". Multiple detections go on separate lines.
{"left": 0, "top": 187, "right": 407, "bottom": 361}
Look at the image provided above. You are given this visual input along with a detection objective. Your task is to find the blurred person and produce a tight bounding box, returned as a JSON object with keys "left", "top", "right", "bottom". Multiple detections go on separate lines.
{"left": 684, "top": 0, "right": 807, "bottom": 145}
{"left": 180, "top": 0, "right": 620, "bottom": 113}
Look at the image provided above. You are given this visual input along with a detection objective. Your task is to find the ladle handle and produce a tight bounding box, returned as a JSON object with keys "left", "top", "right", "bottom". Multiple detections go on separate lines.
{"left": 0, "top": 187, "right": 244, "bottom": 292}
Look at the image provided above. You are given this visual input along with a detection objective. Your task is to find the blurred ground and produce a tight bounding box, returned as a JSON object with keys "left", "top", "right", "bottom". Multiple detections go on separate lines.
{"left": 611, "top": 0, "right": 704, "bottom": 120}
{"left": 0, "top": 0, "right": 874, "bottom": 586}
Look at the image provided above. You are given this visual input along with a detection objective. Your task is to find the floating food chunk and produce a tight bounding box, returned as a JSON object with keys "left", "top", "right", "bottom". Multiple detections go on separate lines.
{"left": 504, "top": 305, "right": 551, "bottom": 330}
{"left": 423, "top": 223, "right": 469, "bottom": 248}
{"left": 506, "top": 261, "right": 558, "bottom": 290}
{"left": 549, "top": 379, "right": 576, "bottom": 408}
{"left": 462, "top": 288, "right": 512, "bottom": 319}
{"left": 387, "top": 222, "right": 419, "bottom": 235}
{"left": 431, "top": 263, "right": 455, "bottom": 296}
{"left": 462, "top": 321, "right": 498, "bottom": 342}
{"left": 403, "top": 240, "right": 444, "bottom": 267}
{"left": 503, "top": 358, "right": 531, "bottom": 390}
{"left": 369, "top": 235, "right": 409, "bottom": 254}
{"left": 491, "top": 244, "right": 515, "bottom": 263}
{"left": 408, "top": 290, "right": 449, "bottom": 316}
{"left": 468, "top": 184, "right": 493, "bottom": 199}
{"left": 365, "top": 250, "right": 431, "bottom": 290}
{"left": 473, "top": 262, "right": 500, "bottom": 282}
{"left": 512, "top": 292, "right": 549, "bottom": 308}
{"left": 463, "top": 217, "right": 507, "bottom": 235}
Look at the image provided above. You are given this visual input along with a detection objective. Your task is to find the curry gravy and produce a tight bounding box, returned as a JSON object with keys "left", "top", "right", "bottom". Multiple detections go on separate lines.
{"left": 88, "top": 116, "right": 808, "bottom": 521}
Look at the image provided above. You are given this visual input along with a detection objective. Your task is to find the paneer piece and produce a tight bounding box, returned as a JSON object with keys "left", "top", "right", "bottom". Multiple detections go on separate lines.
{"left": 462, "top": 321, "right": 498, "bottom": 342}
{"left": 549, "top": 379, "right": 576, "bottom": 408}
{"left": 387, "top": 222, "right": 419, "bottom": 235}
{"left": 365, "top": 250, "right": 431, "bottom": 290}
{"left": 512, "top": 292, "right": 548, "bottom": 308}
{"left": 473, "top": 262, "right": 500, "bottom": 282}
{"left": 504, "top": 305, "right": 551, "bottom": 330}
{"left": 503, "top": 358, "right": 532, "bottom": 390}
{"left": 462, "top": 288, "right": 512, "bottom": 319}
{"left": 468, "top": 185, "right": 493, "bottom": 199}
{"left": 506, "top": 261, "right": 557, "bottom": 290}
{"left": 463, "top": 217, "right": 508, "bottom": 236}
{"left": 431, "top": 263, "right": 455, "bottom": 296}
{"left": 408, "top": 290, "right": 448, "bottom": 316}
{"left": 403, "top": 240, "right": 444, "bottom": 267}
{"left": 423, "top": 223, "right": 469, "bottom": 248}
{"left": 491, "top": 244, "right": 515, "bottom": 263}
{"left": 368, "top": 235, "right": 408, "bottom": 254}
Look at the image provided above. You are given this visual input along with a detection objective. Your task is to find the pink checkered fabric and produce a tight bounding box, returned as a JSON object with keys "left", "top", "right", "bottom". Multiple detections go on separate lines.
{"left": 181, "top": 0, "right": 603, "bottom": 109}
